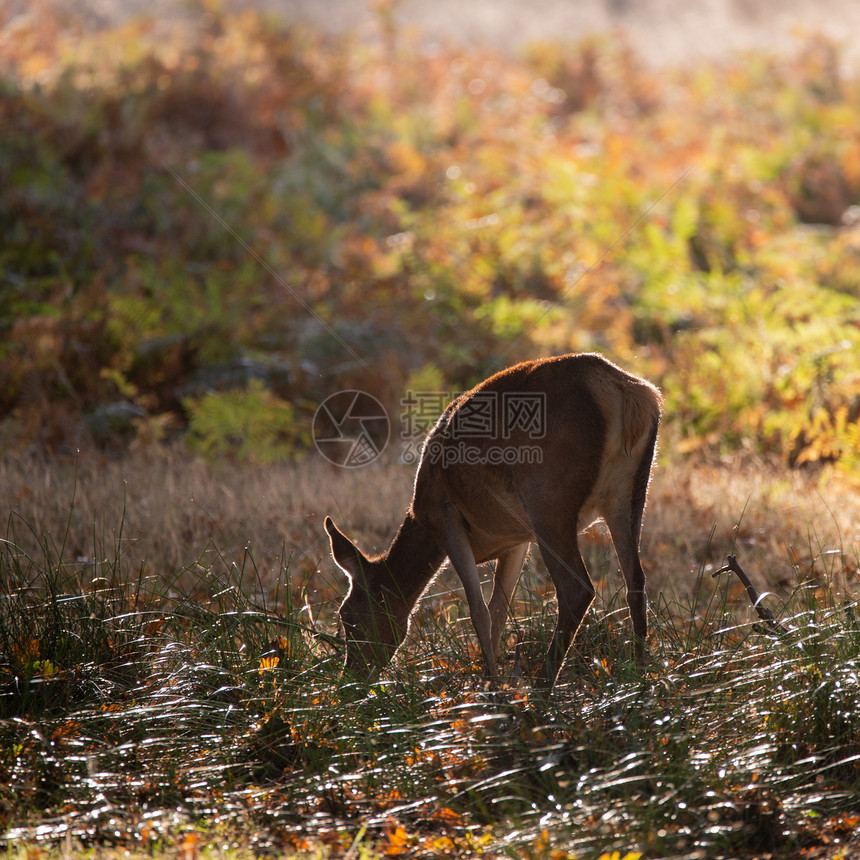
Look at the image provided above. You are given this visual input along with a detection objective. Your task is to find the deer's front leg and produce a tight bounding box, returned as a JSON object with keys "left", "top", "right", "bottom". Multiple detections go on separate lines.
{"left": 438, "top": 503, "right": 497, "bottom": 683}
{"left": 488, "top": 543, "right": 529, "bottom": 660}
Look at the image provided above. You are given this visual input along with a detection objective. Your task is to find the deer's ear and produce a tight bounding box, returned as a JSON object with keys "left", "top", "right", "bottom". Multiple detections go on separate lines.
{"left": 325, "top": 516, "right": 368, "bottom": 583}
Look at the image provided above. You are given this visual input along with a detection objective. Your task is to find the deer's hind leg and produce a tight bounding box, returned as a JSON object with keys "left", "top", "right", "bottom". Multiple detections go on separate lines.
{"left": 603, "top": 503, "right": 647, "bottom": 661}
{"left": 532, "top": 526, "right": 595, "bottom": 688}
{"left": 603, "top": 423, "right": 658, "bottom": 662}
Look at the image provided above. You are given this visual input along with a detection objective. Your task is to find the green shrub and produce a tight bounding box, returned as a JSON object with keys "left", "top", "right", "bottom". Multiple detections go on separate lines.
{"left": 183, "top": 380, "right": 301, "bottom": 464}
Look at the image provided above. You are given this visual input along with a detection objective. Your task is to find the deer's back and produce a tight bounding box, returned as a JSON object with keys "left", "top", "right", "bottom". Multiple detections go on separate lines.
{"left": 411, "top": 353, "right": 660, "bottom": 562}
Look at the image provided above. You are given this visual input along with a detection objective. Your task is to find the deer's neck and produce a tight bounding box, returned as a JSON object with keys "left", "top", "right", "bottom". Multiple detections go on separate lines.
{"left": 375, "top": 512, "right": 446, "bottom": 612}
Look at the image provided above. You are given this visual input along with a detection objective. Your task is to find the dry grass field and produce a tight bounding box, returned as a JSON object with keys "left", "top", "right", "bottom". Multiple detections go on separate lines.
{"left": 3, "top": 448, "right": 858, "bottom": 626}
{"left": 3, "top": 445, "right": 860, "bottom": 857}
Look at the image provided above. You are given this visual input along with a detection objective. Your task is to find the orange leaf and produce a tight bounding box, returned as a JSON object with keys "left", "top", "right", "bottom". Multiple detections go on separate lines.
{"left": 385, "top": 825, "right": 411, "bottom": 856}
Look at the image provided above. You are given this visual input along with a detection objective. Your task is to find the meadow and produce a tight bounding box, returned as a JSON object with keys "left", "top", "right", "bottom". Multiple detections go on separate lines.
{"left": 2, "top": 4, "right": 860, "bottom": 857}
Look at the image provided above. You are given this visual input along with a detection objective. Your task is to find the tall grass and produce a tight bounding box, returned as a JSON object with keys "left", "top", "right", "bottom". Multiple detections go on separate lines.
{"left": 2, "top": 495, "right": 859, "bottom": 858}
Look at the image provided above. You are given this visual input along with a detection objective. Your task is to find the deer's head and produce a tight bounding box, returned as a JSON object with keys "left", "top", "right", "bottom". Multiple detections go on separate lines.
{"left": 325, "top": 517, "right": 408, "bottom": 679}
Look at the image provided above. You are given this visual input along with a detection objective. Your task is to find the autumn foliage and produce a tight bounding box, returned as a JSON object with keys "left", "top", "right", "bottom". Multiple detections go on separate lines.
{"left": 1, "top": 5, "right": 859, "bottom": 476}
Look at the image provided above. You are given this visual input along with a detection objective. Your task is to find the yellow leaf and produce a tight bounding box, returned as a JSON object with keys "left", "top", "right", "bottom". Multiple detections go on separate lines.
{"left": 432, "top": 835, "right": 455, "bottom": 852}
{"left": 258, "top": 656, "right": 279, "bottom": 674}
{"left": 387, "top": 140, "right": 426, "bottom": 178}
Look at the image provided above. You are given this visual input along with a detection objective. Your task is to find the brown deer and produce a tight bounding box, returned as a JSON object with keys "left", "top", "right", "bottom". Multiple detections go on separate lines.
{"left": 325, "top": 353, "right": 661, "bottom": 688}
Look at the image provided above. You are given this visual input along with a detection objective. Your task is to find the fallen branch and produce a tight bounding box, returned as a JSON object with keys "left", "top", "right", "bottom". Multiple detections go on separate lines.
{"left": 713, "top": 555, "right": 789, "bottom": 636}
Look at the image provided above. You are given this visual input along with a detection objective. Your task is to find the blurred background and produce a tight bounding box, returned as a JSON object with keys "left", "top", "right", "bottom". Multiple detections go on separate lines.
{"left": 18, "top": 0, "right": 860, "bottom": 63}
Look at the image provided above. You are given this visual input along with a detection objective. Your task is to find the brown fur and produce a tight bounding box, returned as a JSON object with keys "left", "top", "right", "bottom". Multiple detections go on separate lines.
{"left": 326, "top": 353, "right": 661, "bottom": 687}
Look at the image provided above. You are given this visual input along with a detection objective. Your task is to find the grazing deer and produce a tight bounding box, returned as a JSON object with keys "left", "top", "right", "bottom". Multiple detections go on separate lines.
{"left": 325, "top": 353, "right": 661, "bottom": 687}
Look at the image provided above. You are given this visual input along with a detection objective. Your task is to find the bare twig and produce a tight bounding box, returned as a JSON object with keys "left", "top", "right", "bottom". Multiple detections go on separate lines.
{"left": 713, "top": 555, "right": 789, "bottom": 635}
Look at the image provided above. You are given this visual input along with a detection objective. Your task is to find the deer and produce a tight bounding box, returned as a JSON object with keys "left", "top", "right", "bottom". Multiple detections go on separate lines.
{"left": 325, "top": 352, "right": 661, "bottom": 688}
